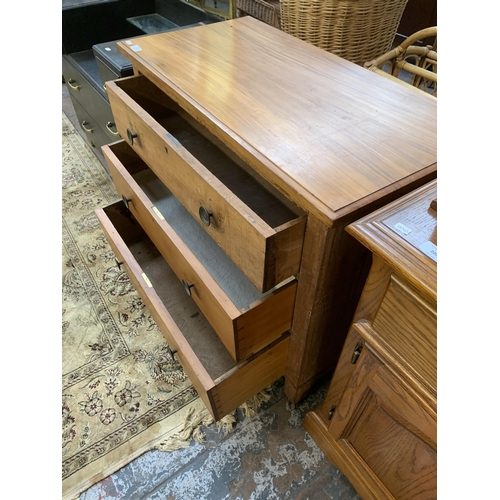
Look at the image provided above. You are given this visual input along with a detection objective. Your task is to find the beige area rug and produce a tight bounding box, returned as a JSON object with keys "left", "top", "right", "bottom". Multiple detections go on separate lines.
{"left": 62, "top": 112, "right": 212, "bottom": 499}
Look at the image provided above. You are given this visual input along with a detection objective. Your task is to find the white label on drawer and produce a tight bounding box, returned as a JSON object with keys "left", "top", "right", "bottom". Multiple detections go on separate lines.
{"left": 105, "top": 47, "right": 111, "bottom": 51}
{"left": 131, "top": 45, "right": 142, "bottom": 52}
{"left": 152, "top": 206, "right": 165, "bottom": 220}
{"left": 394, "top": 222, "right": 412, "bottom": 235}
{"left": 141, "top": 273, "right": 153, "bottom": 288}
{"left": 419, "top": 241, "right": 437, "bottom": 262}
{"left": 125, "top": 40, "right": 133, "bottom": 45}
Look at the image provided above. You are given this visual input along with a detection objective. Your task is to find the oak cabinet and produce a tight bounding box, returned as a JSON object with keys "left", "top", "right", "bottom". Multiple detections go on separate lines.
{"left": 304, "top": 180, "right": 437, "bottom": 499}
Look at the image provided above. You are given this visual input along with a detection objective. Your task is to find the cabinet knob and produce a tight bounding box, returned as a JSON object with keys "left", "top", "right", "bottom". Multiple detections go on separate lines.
{"left": 127, "top": 128, "right": 138, "bottom": 145}
{"left": 182, "top": 279, "right": 194, "bottom": 297}
{"left": 122, "top": 194, "right": 132, "bottom": 210}
{"left": 199, "top": 206, "right": 213, "bottom": 226}
{"left": 351, "top": 342, "right": 364, "bottom": 364}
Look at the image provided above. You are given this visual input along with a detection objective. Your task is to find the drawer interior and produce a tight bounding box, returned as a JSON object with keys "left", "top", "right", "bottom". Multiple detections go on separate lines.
{"left": 114, "top": 75, "right": 304, "bottom": 228}
{"left": 103, "top": 203, "right": 237, "bottom": 380}
{"left": 111, "top": 142, "right": 292, "bottom": 311}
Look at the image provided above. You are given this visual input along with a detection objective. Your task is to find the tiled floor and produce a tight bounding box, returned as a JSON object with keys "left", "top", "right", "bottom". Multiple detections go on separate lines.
{"left": 63, "top": 82, "right": 361, "bottom": 500}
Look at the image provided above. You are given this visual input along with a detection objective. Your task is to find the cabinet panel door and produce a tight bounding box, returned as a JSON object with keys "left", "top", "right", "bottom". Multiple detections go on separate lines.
{"left": 328, "top": 343, "right": 436, "bottom": 500}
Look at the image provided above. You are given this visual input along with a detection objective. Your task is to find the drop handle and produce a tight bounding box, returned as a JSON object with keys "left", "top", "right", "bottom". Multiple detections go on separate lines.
{"left": 127, "top": 128, "right": 138, "bottom": 145}
{"left": 199, "top": 206, "right": 213, "bottom": 226}
{"left": 106, "top": 121, "right": 120, "bottom": 136}
{"left": 182, "top": 279, "right": 195, "bottom": 297}
{"left": 81, "top": 120, "right": 93, "bottom": 133}
{"left": 67, "top": 78, "right": 80, "bottom": 90}
{"left": 121, "top": 194, "right": 132, "bottom": 210}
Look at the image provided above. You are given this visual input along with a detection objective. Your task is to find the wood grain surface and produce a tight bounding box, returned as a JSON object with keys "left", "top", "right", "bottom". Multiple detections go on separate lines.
{"left": 115, "top": 17, "right": 437, "bottom": 225}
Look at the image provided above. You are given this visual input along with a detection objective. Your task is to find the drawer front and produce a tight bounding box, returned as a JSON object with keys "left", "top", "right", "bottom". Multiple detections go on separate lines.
{"left": 70, "top": 97, "right": 113, "bottom": 151}
{"left": 371, "top": 275, "right": 436, "bottom": 395}
{"left": 63, "top": 55, "right": 109, "bottom": 124}
{"left": 103, "top": 140, "right": 297, "bottom": 361}
{"left": 95, "top": 201, "right": 289, "bottom": 421}
{"left": 106, "top": 75, "right": 306, "bottom": 293}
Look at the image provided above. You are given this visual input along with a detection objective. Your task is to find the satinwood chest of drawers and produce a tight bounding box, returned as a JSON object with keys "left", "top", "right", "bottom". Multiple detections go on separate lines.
{"left": 95, "top": 16, "right": 437, "bottom": 420}
{"left": 304, "top": 180, "right": 437, "bottom": 499}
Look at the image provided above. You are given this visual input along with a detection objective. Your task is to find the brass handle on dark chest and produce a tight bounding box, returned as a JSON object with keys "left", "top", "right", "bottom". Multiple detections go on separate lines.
{"left": 199, "top": 206, "right": 213, "bottom": 226}
{"left": 67, "top": 78, "right": 80, "bottom": 90}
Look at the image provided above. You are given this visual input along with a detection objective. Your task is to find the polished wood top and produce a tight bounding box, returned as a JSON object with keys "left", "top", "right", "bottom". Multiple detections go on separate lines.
{"left": 116, "top": 17, "right": 437, "bottom": 225}
{"left": 347, "top": 179, "right": 437, "bottom": 302}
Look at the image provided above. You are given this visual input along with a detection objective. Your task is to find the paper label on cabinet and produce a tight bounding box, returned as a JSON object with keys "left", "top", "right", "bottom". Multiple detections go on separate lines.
{"left": 141, "top": 273, "right": 153, "bottom": 288}
{"left": 419, "top": 241, "right": 437, "bottom": 262}
{"left": 125, "top": 40, "right": 133, "bottom": 45}
{"left": 152, "top": 206, "right": 165, "bottom": 220}
{"left": 131, "top": 45, "right": 142, "bottom": 52}
{"left": 394, "top": 222, "right": 412, "bottom": 235}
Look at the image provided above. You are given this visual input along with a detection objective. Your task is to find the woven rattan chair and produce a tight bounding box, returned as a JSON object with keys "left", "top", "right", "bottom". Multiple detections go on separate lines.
{"left": 236, "top": 0, "right": 281, "bottom": 28}
{"left": 364, "top": 27, "right": 437, "bottom": 98}
{"left": 279, "top": 0, "right": 409, "bottom": 65}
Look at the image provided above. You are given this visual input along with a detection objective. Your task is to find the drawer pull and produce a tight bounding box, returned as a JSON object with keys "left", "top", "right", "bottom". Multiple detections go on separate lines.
{"left": 167, "top": 346, "right": 178, "bottom": 359}
{"left": 115, "top": 258, "right": 123, "bottom": 269}
{"left": 67, "top": 78, "right": 80, "bottom": 90}
{"left": 106, "top": 121, "right": 120, "bottom": 136}
{"left": 127, "top": 128, "right": 138, "bottom": 145}
{"left": 182, "top": 279, "right": 195, "bottom": 297}
{"left": 81, "top": 120, "right": 93, "bottom": 133}
{"left": 199, "top": 206, "right": 213, "bottom": 226}
{"left": 121, "top": 195, "right": 132, "bottom": 210}
{"left": 351, "top": 342, "right": 364, "bottom": 364}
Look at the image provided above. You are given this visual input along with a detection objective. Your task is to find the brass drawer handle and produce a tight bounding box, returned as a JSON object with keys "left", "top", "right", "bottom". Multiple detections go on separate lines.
{"left": 81, "top": 120, "right": 93, "bottom": 133}
{"left": 127, "top": 128, "right": 138, "bottom": 145}
{"left": 199, "top": 206, "right": 213, "bottom": 226}
{"left": 106, "top": 121, "right": 120, "bottom": 136}
{"left": 121, "top": 194, "right": 132, "bottom": 210}
{"left": 67, "top": 78, "right": 80, "bottom": 90}
{"left": 182, "top": 279, "right": 194, "bottom": 297}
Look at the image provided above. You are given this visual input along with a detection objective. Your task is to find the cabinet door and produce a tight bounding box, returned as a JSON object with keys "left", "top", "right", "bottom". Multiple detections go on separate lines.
{"left": 328, "top": 342, "right": 436, "bottom": 500}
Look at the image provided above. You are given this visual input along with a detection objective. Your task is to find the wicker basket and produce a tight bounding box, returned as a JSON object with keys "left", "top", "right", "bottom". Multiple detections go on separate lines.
{"left": 237, "top": 0, "right": 281, "bottom": 28}
{"left": 364, "top": 27, "right": 437, "bottom": 98}
{"left": 279, "top": 0, "right": 410, "bottom": 65}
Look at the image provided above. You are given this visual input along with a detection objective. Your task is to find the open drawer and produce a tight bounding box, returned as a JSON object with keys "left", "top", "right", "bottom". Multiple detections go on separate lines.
{"left": 103, "top": 140, "right": 297, "bottom": 361}
{"left": 95, "top": 201, "right": 290, "bottom": 421}
{"left": 106, "top": 74, "right": 306, "bottom": 292}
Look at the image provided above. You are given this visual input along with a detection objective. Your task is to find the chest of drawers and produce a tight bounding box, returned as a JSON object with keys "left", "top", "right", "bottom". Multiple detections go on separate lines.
{"left": 95, "top": 16, "right": 437, "bottom": 420}
{"left": 304, "top": 180, "right": 437, "bottom": 499}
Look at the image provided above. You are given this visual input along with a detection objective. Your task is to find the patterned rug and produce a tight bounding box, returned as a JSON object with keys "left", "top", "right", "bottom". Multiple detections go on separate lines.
{"left": 62, "top": 112, "right": 208, "bottom": 500}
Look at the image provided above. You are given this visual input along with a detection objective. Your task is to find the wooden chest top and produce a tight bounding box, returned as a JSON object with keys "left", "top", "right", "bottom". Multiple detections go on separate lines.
{"left": 116, "top": 17, "right": 437, "bottom": 225}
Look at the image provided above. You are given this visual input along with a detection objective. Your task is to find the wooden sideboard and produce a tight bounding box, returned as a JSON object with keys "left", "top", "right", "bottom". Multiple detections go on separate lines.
{"left": 304, "top": 180, "right": 437, "bottom": 499}
{"left": 95, "top": 17, "right": 437, "bottom": 420}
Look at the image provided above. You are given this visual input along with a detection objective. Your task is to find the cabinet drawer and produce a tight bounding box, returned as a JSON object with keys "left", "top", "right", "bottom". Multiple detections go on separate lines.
{"left": 95, "top": 201, "right": 290, "bottom": 421}
{"left": 103, "top": 140, "right": 297, "bottom": 361}
{"left": 70, "top": 96, "right": 114, "bottom": 151}
{"left": 371, "top": 275, "right": 436, "bottom": 397}
{"left": 63, "top": 54, "right": 108, "bottom": 123}
{"left": 106, "top": 75, "right": 306, "bottom": 293}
